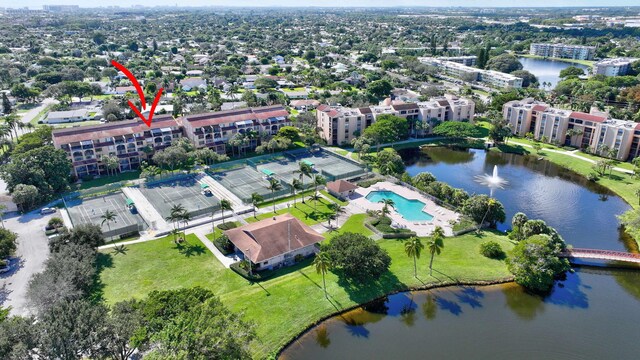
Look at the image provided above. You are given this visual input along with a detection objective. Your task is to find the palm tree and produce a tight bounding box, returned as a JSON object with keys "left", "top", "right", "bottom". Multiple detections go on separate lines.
{"left": 291, "top": 178, "right": 303, "bottom": 207}
{"left": 427, "top": 226, "right": 445, "bottom": 276}
{"left": 329, "top": 202, "right": 345, "bottom": 227}
{"left": 405, "top": 237, "right": 424, "bottom": 278}
{"left": 250, "top": 192, "right": 263, "bottom": 218}
{"left": 478, "top": 197, "right": 497, "bottom": 231}
{"left": 166, "top": 204, "right": 186, "bottom": 242}
{"left": 219, "top": 199, "right": 232, "bottom": 225}
{"left": 267, "top": 178, "right": 283, "bottom": 214}
{"left": 314, "top": 251, "right": 333, "bottom": 298}
{"left": 100, "top": 210, "right": 117, "bottom": 235}
{"left": 379, "top": 199, "right": 395, "bottom": 217}
{"left": 180, "top": 211, "right": 191, "bottom": 240}
{"left": 295, "top": 162, "right": 313, "bottom": 203}
{"left": 312, "top": 174, "right": 326, "bottom": 211}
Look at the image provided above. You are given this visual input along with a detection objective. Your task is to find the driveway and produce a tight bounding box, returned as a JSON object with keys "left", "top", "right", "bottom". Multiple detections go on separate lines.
{"left": 0, "top": 210, "right": 54, "bottom": 316}
{"left": 17, "top": 98, "right": 57, "bottom": 126}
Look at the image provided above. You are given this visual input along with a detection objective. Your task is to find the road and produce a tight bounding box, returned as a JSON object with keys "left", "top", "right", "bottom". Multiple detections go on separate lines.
{"left": 0, "top": 210, "right": 54, "bottom": 316}
{"left": 17, "top": 98, "right": 57, "bottom": 125}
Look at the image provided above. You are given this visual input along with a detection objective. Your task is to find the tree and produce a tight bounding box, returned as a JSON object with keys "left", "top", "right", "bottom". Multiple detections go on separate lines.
{"left": 432, "top": 121, "right": 481, "bottom": 139}
{"left": 166, "top": 204, "right": 186, "bottom": 242}
{"left": 314, "top": 251, "right": 333, "bottom": 298}
{"left": 103, "top": 300, "right": 149, "bottom": 360}
{"left": 219, "top": 199, "right": 232, "bottom": 225}
{"left": 367, "top": 79, "right": 393, "bottom": 100}
{"left": 254, "top": 77, "right": 278, "bottom": 91}
{"left": 2, "top": 93, "right": 11, "bottom": 114}
{"left": 364, "top": 114, "right": 409, "bottom": 146}
{"left": 277, "top": 126, "right": 300, "bottom": 142}
{"left": 412, "top": 172, "right": 436, "bottom": 191}
{"left": 427, "top": 226, "right": 445, "bottom": 275}
{"left": 250, "top": 192, "right": 263, "bottom": 218}
{"left": 291, "top": 178, "right": 303, "bottom": 208}
{"left": 376, "top": 149, "right": 405, "bottom": 176}
{"left": 312, "top": 174, "right": 326, "bottom": 211}
{"left": 489, "top": 118, "right": 512, "bottom": 143}
{"left": 462, "top": 195, "right": 506, "bottom": 228}
{"left": 559, "top": 66, "right": 585, "bottom": 79}
{"left": 11, "top": 184, "right": 39, "bottom": 212}
{"left": 404, "top": 237, "right": 424, "bottom": 278}
{"left": 506, "top": 234, "right": 570, "bottom": 293}
{"left": 479, "top": 241, "right": 505, "bottom": 259}
{"left": 486, "top": 54, "right": 523, "bottom": 74}
{"left": 100, "top": 210, "right": 117, "bottom": 237}
{"left": 0, "top": 316, "right": 39, "bottom": 359}
{"left": 510, "top": 212, "right": 529, "bottom": 241}
{"left": 379, "top": 198, "right": 395, "bottom": 217}
{"left": 2, "top": 146, "right": 71, "bottom": 201}
{"left": 0, "top": 228, "right": 17, "bottom": 259}
{"left": 351, "top": 136, "right": 371, "bottom": 160}
{"left": 295, "top": 162, "right": 313, "bottom": 202}
{"left": 48, "top": 223, "right": 105, "bottom": 252}
{"left": 511, "top": 70, "right": 539, "bottom": 88}
{"left": 267, "top": 178, "right": 283, "bottom": 214}
{"left": 324, "top": 232, "right": 391, "bottom": 280}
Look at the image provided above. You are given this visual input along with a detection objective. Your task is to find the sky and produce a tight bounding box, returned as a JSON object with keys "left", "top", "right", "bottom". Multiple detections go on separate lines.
{"left": 9, "top": 0, "right": 640, "bottom": 9}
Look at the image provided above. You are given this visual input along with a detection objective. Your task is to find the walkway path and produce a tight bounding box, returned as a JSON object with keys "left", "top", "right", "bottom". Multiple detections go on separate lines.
{"left": 17, "top": 98, "right": 57, "bottom": 125}
{"left": 192, "top": 228, "right": 239, "bottom": 268}
{"left": 560, "top": 248, "right": 640, "bottom": 264}
{"left": 508, "top": 140, "right": 633, "bottom": 175}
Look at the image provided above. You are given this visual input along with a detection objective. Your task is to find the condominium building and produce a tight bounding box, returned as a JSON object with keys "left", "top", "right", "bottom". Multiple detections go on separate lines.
{"left": 180, "top": 105, "right": 291, "bottom": 153}
{"left": 438, "top": 55, "right": 477, "bottom": 67}
{"left": 418, "top": 58, "right": 522, "bottom": 88}
{"left": 593, "top": 58, "right": 637, "bottom": 76}
{"left": 316, "top": 105, "right": 374, "bottom": 146}
{"left": 317, "top": 95, "right": 474, "bottom": 145}
{"left": 529, "top": 43, "right": 596, "bottom": 60}
{"left": 503, "top": 98, "right": 640, "bottom": 160}
{"left": 52, "top": 114, "right": 183, "bottom": 178}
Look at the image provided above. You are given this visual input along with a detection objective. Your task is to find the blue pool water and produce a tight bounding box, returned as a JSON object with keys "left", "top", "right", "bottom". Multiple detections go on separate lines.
{"left": 366, "top": 190, "right": 434, "bottom": 221}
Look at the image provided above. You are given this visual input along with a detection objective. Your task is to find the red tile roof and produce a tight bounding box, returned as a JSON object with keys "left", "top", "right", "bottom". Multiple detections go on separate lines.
{"left": 52, "top": 115, "right": 178, "bottom": 145}
{"left": 182, "top": 105, "right": 288, "bottom": 128}
{"left": 570, "top": 112, "right": 606, "bottom": 123}
{"left": 532, "top": 104, "right": 548, "bottom": 112}
{"left": 225, "top": 213, "right": 323, "bottom": 263}
{"left": 326, "top": 179, "right": 358, "bottom": 193}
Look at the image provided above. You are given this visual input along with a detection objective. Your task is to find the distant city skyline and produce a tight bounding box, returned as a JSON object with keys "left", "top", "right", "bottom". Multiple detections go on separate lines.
{"left": 7, "top": 0, "right": 640, "bottom": 9}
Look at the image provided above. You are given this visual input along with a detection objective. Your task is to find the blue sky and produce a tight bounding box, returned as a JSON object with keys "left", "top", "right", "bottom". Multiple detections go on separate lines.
{"left": 10, "top": 0, "right": 640, "bottom": 8}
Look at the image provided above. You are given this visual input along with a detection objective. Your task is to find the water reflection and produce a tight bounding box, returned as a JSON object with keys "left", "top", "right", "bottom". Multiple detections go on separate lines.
{"left": 502, "top": 283, "right": 545, "bottom": 320}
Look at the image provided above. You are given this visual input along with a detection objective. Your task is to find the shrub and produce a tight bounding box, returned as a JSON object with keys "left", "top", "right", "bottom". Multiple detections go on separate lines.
{"left": 48, "top": 217, "right": 64, "bottom": 228}
{"left": 213, "top": 234, "right": 234, "bottom": 255}
{"left": 479, "top": 241, "right": 505, "bottom": 259}
{"left": 216, "top": 222, "right": 239, "bottom": 231}
{"left": 325, "top": 232, "right": 391, "bottom": 280}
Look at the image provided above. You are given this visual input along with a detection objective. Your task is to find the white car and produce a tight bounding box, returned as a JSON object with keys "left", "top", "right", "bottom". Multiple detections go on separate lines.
{"left": 40, "top": 207, "right": 57, "bottom": 215}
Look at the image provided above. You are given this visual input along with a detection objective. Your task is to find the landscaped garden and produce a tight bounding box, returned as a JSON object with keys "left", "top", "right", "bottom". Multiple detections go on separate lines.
{"left": 96, "top": 215, "right": 515, "bottom": 358}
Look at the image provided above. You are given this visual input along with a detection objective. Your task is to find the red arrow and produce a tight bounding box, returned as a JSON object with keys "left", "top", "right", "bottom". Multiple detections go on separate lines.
{"left": 111, "top": 60, "right": 163, "bottom": 127}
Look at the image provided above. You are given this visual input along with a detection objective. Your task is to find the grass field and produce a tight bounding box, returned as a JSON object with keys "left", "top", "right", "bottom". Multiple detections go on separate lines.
{"left": 96, "top": 217, "right": 515, "bottom": 358}
{"left": 248, "top": 196, "right": 335, "bottom": 225}
{"left": 76, "top": 171, "right": 141, "bottom": 190}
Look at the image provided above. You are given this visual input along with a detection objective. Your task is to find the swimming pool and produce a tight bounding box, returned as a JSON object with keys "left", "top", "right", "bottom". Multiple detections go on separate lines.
{"left": 366, "top": 190, "right": 434, "bottom": 221}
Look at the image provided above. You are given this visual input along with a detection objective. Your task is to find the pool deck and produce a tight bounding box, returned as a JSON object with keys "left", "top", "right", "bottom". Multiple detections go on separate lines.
{"left": 350, "top": 181, "right": 459, "bottom": 237}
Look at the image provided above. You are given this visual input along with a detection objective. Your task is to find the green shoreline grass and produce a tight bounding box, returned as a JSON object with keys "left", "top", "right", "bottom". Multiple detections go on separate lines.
{"left": 96, "top": 220, "right": 514, "bottom": 358}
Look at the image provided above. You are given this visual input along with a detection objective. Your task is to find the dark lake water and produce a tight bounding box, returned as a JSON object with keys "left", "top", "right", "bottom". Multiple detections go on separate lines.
{"left": 280, "top": 147, "right": 640, "bottom": 360}
{"left": 518, "top": 57, "right": 589, "bottom": 89}
{"left": 401, "top": 147, "right": 635, "bottom": 252}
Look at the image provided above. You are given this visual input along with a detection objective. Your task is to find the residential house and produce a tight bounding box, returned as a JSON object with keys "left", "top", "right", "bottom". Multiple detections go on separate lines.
{"left": 180, "top": 77, "right": 207, "bottom": 91}
{"left": 326, "top": 179, "right": 358, "bottom": 199}
{"left": 290, "top": 99, "right": 320, "bottom": 111}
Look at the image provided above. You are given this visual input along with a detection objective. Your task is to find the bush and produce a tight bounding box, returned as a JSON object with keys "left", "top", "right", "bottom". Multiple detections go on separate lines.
{"left": 216, "top": 222, "right": 239, "bottom": 231}
{"left": 48, "top": 217, "right": 64, "bottom": 228}
{"left": 479, "top": 241, "right": 505, "bottom": 259}
{"left": 213, "top": 234, "right": 234, "bottom": 255}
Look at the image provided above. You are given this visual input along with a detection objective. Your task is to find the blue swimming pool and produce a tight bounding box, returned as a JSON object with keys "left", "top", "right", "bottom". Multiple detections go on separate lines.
{"left": 366, "top": 190, "right": 434, "bottom": 221}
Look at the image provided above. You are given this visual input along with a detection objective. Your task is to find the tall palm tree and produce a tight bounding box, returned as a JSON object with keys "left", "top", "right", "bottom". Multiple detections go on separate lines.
{"left": 427, "top": 226, "right": 445, "bottom": 276}
{"left": 314, "top": 251, "right": 333, "bottom": 298}
{"left": 167, "top": 204, "right": 186, "bottom": 242}
{"left": 329, "top": 202, "right": 345, "bottom": 227}
{"left": 267, "top": 178, "right": 283, "bottom": 214}
{"left": 219, "top": 199, "right": 232, "bottom": 225}
{"left": 180, "top": 211, "right": 191, "bottom": 240}
{"left": 291, "top": 178, "right": 303, "bottom": 207}
{"left": 295, "top": 162, "right": 313, "bottom": 203}
{"left": 379, "top": 199, "right": 395, "bottom": 217}
{"left": 250, "top": 192, "right": 263, "bottom": 218}
{"left": 405, "top": 237, "right": 424, "bottom": 278}
{"left": 478, "top": 197, "right": 497, "bottom": 231}
{"left": 100, "top": 210, "right": 117, "bottom": 235}
{"left": 312, "top": 174, "right": 326, "bottom": 211}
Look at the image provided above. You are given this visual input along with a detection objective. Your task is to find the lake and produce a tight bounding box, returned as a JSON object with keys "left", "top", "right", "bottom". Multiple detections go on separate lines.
{"left": 280, "top": 147, "right": 639, "bottom": 360}
{"left": 518, "top": 57, "right": 590, "bottom": 89}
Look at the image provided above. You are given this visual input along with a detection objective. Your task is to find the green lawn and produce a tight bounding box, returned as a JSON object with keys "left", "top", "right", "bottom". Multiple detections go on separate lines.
{"left": 326, "top": 213, "right": 374, "bottom": 238}
{"left": 320, "top": 190, "right": 348, "bottom": 206}
{"left": 76, "top": 171, "right": 141, "bottom": 190}
{"left": 97, "top": 224, "right": 514, "bottom": 358}
{"left": 249, "top": 196, "right": 334, "bottom": 225}
{"left": 257, "top": 190, "right": 314, "bottom": 209}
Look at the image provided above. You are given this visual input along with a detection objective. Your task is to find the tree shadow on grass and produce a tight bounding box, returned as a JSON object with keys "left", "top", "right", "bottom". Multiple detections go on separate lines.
{"left": 89, "top": 252, "right": 114, "bottom": 303}
{"left": 333, "top": 269, "right": 406, "bottom": 305}
{"left": 174, "top": 242, "right": 206, "bottom": 257}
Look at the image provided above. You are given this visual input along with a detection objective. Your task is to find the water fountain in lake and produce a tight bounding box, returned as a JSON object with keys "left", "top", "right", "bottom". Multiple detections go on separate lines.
{"left": 474, "top": 165, "right": 508, "bottom": 196}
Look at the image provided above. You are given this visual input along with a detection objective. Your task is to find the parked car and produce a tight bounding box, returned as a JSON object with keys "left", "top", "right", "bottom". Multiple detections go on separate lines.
{"left": 40, "top": 207, "right": 57, "bottom": 215}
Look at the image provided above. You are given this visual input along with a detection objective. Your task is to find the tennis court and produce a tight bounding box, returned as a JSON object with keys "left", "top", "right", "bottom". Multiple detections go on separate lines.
{"left": 256, "top": 150, "right": 366, "bottom": 183}
{"left": 211, "top": 166, "right": 289, "bottom": 202}
{"left": 65, "top": 192, "right": 147, "bottom": 238}
{"left": 140, "top": 175, "right": 220, "bottom": 219}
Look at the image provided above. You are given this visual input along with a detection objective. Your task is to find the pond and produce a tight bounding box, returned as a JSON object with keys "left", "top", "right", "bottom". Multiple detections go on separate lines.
{"left": 281, "top": 268, "right": 640, "bottom": 360}
{"left": 280, "top": 147, "right": 640, "bottom": 360}
{"left": 518, "top": 57, "right": 590, "bottom": 89}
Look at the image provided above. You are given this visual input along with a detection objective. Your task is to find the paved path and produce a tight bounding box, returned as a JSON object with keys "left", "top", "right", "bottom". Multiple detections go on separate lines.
{"left": 508, "top": 140, "right": 634, "bottom": 175}
{"left": 17, "top": 98, "right": 57, "bottom": 125}
{"left": 192, "top": 228, "right": 239, "bottom": 268}
{"left": 0, "top": 210, "right": 57, "bottom": 316}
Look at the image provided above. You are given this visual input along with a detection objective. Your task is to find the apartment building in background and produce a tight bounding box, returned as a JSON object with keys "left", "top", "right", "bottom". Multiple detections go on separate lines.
{"left": 438, "top": 55, "right": 478, "bottom": 66}
{"left": 52, "top": 114, "right": 182, "bottom": 178}
{"left": 418, "top": 57, "right": 523, "bottom": 88}
{"left": 529, "top": 43, "right": 596, "bottom": 60}
{"left": 593, "top": 58, "right": 637, "bottom": 76}
{"left": 503, "top": 98, "right": 640, "bottom": 161}
{"left": 180, "top": 105, "right": 291, "bottom": 154}
{"left": 317, "top": 95, "right": 475, "bottom": 145}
